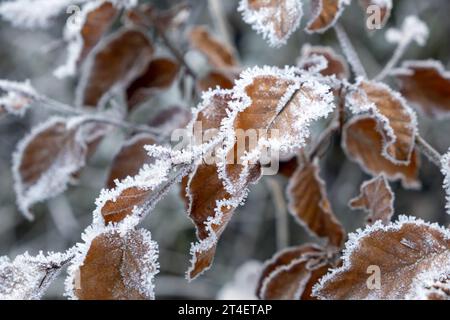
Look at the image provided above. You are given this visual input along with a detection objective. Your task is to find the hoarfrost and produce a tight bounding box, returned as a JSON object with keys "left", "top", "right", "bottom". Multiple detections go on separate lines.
{"left": 386, "top": 15, "right": 429, "bottom": 47}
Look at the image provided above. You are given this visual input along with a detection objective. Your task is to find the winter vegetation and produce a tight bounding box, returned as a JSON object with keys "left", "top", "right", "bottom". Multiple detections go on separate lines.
{"left": 0, "top": 0, "right": 449, "bottom": 300}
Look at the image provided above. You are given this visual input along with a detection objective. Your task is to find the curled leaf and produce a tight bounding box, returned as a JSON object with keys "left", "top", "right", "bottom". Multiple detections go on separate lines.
{"left": 313, "top": 216, "right": 450, "bottom": 300}
{"left": 392, "top": 60, "right": 450, "bottom": 119}
{"left": 342, "top": 115, "right": 421, "bottom": 189}
{"left": 197, "top": 71, "right": 235, "bottom": 92}
{"left": 346, "top": 79, "right": 418, "bottom": 164}
{"left": 349, "top": 175, "right": 394, "bottom": 225}
{"left": 298, "top": 44, "right": 349, "bottom": 79}
{"left": 238, "top": 0, "right": 303, "bottom": 47}
{"left": 287, "top": 160, "right": 345, "bottom": 248}
{"left": 257, "top": 244, "right": 331, "bottom": 300}
{"left": 306, "top": 0, "right": 349, "bottom": 34}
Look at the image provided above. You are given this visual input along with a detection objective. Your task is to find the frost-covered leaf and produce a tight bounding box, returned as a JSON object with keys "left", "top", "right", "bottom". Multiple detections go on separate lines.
{"left": 12, "top": 117, "right": 104, "bottom": 219}
{"left": 358, "top": 0, "right": 392, "bottom": 29}
{"left": 418, "top": 272, "right": 450, "bottom": 300}
{"left": 297, "top": 44, "right": 349, "bottom": 79}
{"left": 219, "top": 66, "right": 335, "bottom": 195}
{"left": 0, "top": 0, "right": 83, "bottom": 29}
{"left": 106, "top": 133, "right": 155, "bottom": 189}
{"left": 238, "top": 0, "right": 303, "bottom": 47}
{"left": 257, "top": 244, "right": 331, "bottom": 300}
{"left": 313, "top": 216, "right": 450, "bottom": 300}
{"left": 385, "top": 15, "right": 428, "bottom": 46}
{"left": 66, "top": 227, "right": 159, "bottom": 300}
{"left": 0, "top": 251, "right": 70, "bottom": 300}
{"left": 76, "top": 28, "right": 154, "bottom": 108}
{"left": 349, "top": 175, "right": 394, "bottom": 225}
{"left": 197, "top": 70, "right": 235, "bottom": 92}
{"left": 342, "top": 116, "right": 421, "bottom": 189}
{"left": 185, "top": 89, "right": 261, "bottom": 280}
{"left": 306, "top": 0, "right": 349, "bottom": 34}
{"left": 346, "top": 79, "right": 418, "bottom": 164}
{"left": 287, "top": 160, "right": 345, "bottom": 248}
{"left": 189, "top": 26, "right": 237, "bottom": 69}
{"left": 55, "top": 1, "right": 119, "bottom": 78}
{"left": 392, "top": 60, "right": 450, "bottom": 119}
{"left": 126, "top": 57, "right": 179, "bottom": 110}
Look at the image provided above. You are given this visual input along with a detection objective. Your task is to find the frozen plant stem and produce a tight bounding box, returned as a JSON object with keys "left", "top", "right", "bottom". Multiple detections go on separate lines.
{"left": 80, "top": 116, "right": 162, "bottom": 138}
{"left": 415, "top": 135, "right": 442, "bottom": 167}
{"left": 208, "top": 0, "right": 233, "bottom": 50}
{"left": 266, "top": 178, "right": 289, "bottom": 250}
{"left": 334, "top": 23, "right": 368, "bottom": 78}
{"left": 375, "top": 41, "right": 409, "bottom": 81}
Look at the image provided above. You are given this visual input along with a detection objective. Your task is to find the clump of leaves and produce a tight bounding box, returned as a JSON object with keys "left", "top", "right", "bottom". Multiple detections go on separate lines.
{"left": 0, "top": 0, "right": 449, "bottom": 300}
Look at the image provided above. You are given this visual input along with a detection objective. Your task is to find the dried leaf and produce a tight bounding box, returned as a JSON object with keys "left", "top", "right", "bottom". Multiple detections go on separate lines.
{"left": 257, "top": 244, "right": 330, "bottom": 300}
{"left": 126, "top": 2, "right": 190, "bottom": 31}
{"left": 342, "top": 115, "right": 421, "bottom": 189}
{"left": 238, "top": 0, "right": 303, "bottom": 47}
{"left": 77, "top": 28, "right": 154, "bottom": 108}
{"left": 392, "top": 60, "right": 450, "bottom": 119}
{"left": 349, "top": 175, "right": 394, "bottom": 225}
{"left": 189, "top": 26, "right": 237, "bottom": 69}
{"left": 126, "top": 57, "right": 179, "bottom": 109}
{"left": 346, "top": 80, "right": 417, "bottom": 164}
{"left": 359, "top": 0, "right": 392, "bottom": 29}
{"left": 12, "top": 117, "right": 93, "bottom": 219}
{"left": 106, "top": 133, "right": 155, "bottom": 189}
{"left": 298, "top": 44, "right": 349, "bottom": 79}
{"left": 197, "top": 71, "right": 235, "bottom": 92}
{"left": 0, "top": 251, "right": 69, "bottom": 300}
{"left": 306, "top": 0, "right": 349, "bottom": 34}
{"left": 313, "top": 216, "right": 450, "bottom": 300}
{"left": 69, "top": 228, "right": 159, "bottom": 300}
{"left": 287, "top": 160, "right": 345, "bottom": 248}
{"left": 419, "top": 272, "right": 450, "bottom": 300}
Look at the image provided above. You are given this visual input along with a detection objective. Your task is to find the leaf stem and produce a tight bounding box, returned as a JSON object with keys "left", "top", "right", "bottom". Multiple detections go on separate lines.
{"left": 334, "top": 23, "right": 368, "bottom": 78}
{"left": 374, "top": 40, "right": 409, "bottom": 81}
{"left": 415, "top": 135, "right": 442, "bottom": 167}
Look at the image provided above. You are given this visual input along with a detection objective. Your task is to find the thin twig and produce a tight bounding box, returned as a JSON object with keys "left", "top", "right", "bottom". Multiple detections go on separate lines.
{"left": 415, "top": 135, "right": 442, "bottom": 167}
{"left": 374, "top": 41, "right": 409, "bottom": 81}
{"left": 266, "top": 178, "right": 289, "bottom": 250}
{"left": 334, "top": 23, "right": 368, "bottom": 78}
{"left": 208, "top": 0, "right": 233, "bottom": 49}
{"left": 80, "top": 116, "right": 163, "bottom": 138}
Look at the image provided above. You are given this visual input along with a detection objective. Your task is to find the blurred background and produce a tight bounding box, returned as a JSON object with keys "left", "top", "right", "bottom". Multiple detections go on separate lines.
{"left": 0, "top": 0, "right": 449, "bottom": 299}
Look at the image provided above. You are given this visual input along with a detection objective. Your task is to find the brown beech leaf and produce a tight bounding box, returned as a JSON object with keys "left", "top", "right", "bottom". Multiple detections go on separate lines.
{"left": 185, "top": 90, "right": 262, "bottom": 280}
{"left": 72, "top": 228, "right": 158, "bottom": 300}
{"left": 126, "top": 57, "right": 179, "bottom": 110}
{"left": 77, "top": 28, "right": 154, "bottom": 108}
{"left": 347, "top": 80, "right": 417, "bottom": 164}
{"left": 189, "top": 26, "right": 237, "bottom": 69}
{"left": 298, "top": 44, "right": 349, "bottom": 79}
{"left": 306, "top": 0, "right": 348, "bottom": 34}
{"left": 238, "top": 0, "right": 303, "bottom": 47}
{"left": 197, "top": 70, "right": 235, "bottom": 92}
{"left": 106, "top": 133, "right": 155, "bottom": 189}
{"left": 257, "top": 244, "right": 331, "bottom": 300}
{"left": 342, "top": 115, "right": 421, "bottom": 189}
{"left": 287, "top": 160, "right": 345, "bottom": 248}
{"left": 12, "top": 117, "right": 94, "bottom": 220}
{"left": 392, "top": 60, "right": 450, "bottom": 119}
{"left": 77, "top": 1, "right": 119, "bottom": 64}
{"left": 221, "top": 67, "right": 334, "bottom": 192}
{"left": 349, "top": 175, "right": 394, "bottom": 225}
{"left": 313, "top": 216, "right": 450, "bottom": 300}
{"left": 359, "top": 0, "right": 392, "bottom": 29}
